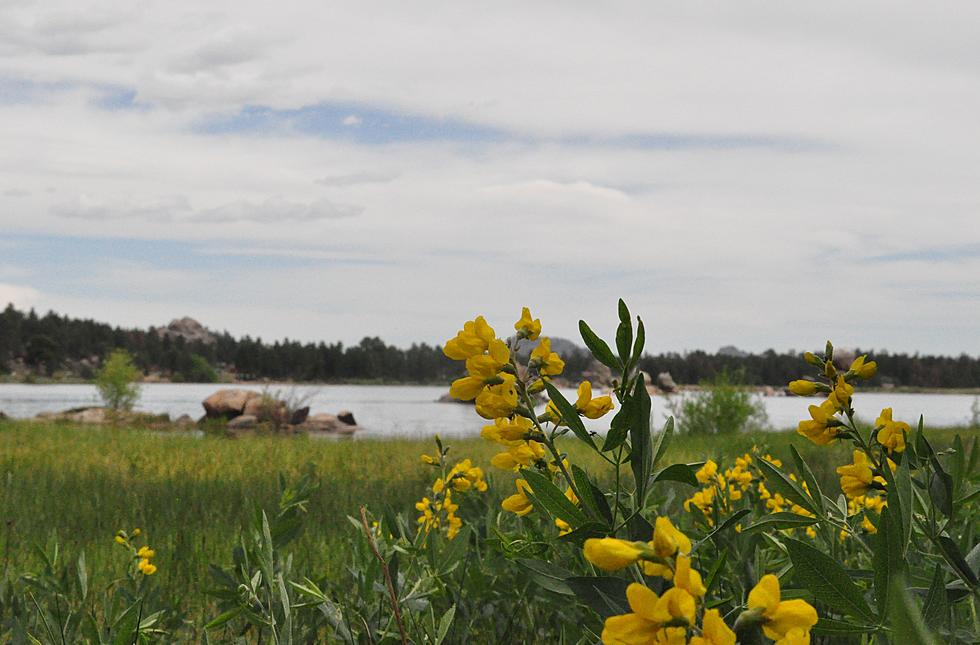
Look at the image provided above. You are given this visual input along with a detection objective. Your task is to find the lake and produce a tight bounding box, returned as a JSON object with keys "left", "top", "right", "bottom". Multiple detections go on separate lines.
{"left": 0, "top": 383, "right": 976, "bottom": 439}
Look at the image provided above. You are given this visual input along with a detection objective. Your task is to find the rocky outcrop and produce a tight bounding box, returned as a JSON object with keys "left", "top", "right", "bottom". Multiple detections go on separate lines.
{"left": 656, "top": 372, "right": 678, "bottom": 393}
{"left": 202, "top": 389, "right": 261, "bottom": 419}
{"left": 155, "top": 317, "right": 216, "bottom": 345}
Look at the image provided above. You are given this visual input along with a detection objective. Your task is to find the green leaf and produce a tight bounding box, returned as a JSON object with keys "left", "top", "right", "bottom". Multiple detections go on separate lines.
{"left": 936, "top": 535, "right": 979, "bottom": 587}
{"left": 517, "top": 559, "right": 575, "bottom": 596}
{"left": 579, "top": 320, "right": 622, "bottom": 370}
{"left": 602, "top": 399, "right": 633, "bottom": 452}
{"left": 757, "top": 458, "right": 817, "bottom": 516}
{"left": 789, "top": 444, "right": 824, "bottom": 515}
{"left": 650, "top": 416, "right": 674, "bottom": 472}
{"left": 888, "top": 575, "right": 940, "bottom": 645}
{"left": 565, "top": 576, "right": 629, "bottom": 618}
{"left": 557, "top": 521, "right": 609, "bottom": 545}
{"left": 572, "top": 465, "right": 612, "bottom": 526}
{"left": 894, "top": 452, "right": 913, "bottom": 551}
{"left": 77, "top": 552, "right": 88, "bottom": 601}
{"left": 784, "top": 537, "right": 876, "bottom": 622}
{"left": 618, "top": 298, "right": 631, "bottom": 324}
{"left": 929, "top": 469, "right": 953, "bottom": 517}
{"left": 811, "top": 617, "right": 879, "bottom": 636}
{"left": 629, "top": 378, "right": 653, "bottom": 506}
{"left": 631, "top": 318, "right": 645, "bottom": 366}
{"left": 872, "top": 506, "right": 905, "bottom": 618}
{"left": 741, "top": 512, "right": 818, "bottom": 533}
{"left": 520, "top": 468, "right": 588, "bottom": 527}
{"left": 651, "top": 463, "right": 699, "bottom": 487}
{"left": 436, "top": 605, "right": 456, "bottom": 645}
{"left": 616, "top": 320, "right": 632, "bottom": 369}
{"left": 703, "top": 551, "right": 728, "bottom": 596}
{"left": 205, "top": 607, "right": 244, "bottom": 630}
{"left": 692, "top": 509, "right": 751, "bottom": 552}
{"left": 543, "top": 381, "right": 596, "bottom": 450}
{"left": 921, "top": 564, "right": 948, "bottom": 629}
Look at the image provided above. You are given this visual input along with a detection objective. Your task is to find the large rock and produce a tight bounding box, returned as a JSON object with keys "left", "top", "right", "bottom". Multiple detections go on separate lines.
{"left": 155, "top": 317, "right": 216, "bottom": 345}
{"left": 203, "top": 389, "right": 261, "bottom": 419}
{"left": 656, "top": 372, "right": 678, "bottom": 393}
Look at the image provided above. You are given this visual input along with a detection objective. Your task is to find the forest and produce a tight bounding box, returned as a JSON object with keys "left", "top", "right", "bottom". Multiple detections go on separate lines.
{"left": 1, "top": 304, "right": 978, "bottom": 388}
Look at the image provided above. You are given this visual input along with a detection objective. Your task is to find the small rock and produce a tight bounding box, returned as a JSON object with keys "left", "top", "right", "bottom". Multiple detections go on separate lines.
{"left": 337, "top": 410, "right": 357, "bottom": 426}
{"left": 174, "top": 414, "right": 195, "bottom": 427}
{"left": 289, "top": 406, "right": 310, "bottom": 425}
{"left": 227, "top": 414, "right": 258, "bottom": 430}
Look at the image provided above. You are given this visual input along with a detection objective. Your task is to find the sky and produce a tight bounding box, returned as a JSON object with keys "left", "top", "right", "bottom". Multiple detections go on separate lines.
{"left": 0, "top": 1, "right": 978, "bottom": 355}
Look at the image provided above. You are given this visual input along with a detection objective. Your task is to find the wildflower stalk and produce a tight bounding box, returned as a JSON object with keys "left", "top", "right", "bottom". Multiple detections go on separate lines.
{"left": 359, "top": 506, "right": 408, "bottom": 645}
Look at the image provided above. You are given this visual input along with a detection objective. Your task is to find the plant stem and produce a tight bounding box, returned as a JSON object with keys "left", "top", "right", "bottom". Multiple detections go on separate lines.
{"left": 359, "top": 507, "right": 409, "bottom": 645}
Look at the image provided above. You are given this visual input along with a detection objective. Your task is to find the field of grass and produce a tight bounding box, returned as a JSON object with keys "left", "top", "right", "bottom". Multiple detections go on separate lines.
{"left": 0, "top": 419, "right": 973, "bottom": 626}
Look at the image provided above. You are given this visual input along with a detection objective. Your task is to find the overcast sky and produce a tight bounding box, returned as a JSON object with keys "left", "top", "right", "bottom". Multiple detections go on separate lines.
{"left": 1, "top": 2, "right": 978, "bottom": 355}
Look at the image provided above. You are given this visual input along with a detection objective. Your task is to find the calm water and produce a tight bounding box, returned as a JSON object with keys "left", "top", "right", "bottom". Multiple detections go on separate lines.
{"left": 0, "top": 383, "right": 975, "bottom": 439}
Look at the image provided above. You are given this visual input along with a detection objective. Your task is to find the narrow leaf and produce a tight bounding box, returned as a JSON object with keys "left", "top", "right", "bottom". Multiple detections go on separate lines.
{"left": 784, "top": 537, "right": 876, "bottom": 622}
{"left": 544, "top": 381, "right": 596, "bottom": 450}
{"left": 579, "top": 320, "right": 621, "bottom": 370}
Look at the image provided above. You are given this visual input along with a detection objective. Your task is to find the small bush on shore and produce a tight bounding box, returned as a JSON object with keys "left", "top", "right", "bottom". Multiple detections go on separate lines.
{"left": 94, "top": 349, "right": 141, "bottom": 411}
{"left": 667, "top": 368, "right": 769, "bottom": 435}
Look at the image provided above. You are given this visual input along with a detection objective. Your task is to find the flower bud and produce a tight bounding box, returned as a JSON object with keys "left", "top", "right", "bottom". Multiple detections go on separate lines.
{"left": 788, "top": 380, "right": 818, "bottom": 396}
{"left": 803, "top": 351, "right": 823, "bottom": 367}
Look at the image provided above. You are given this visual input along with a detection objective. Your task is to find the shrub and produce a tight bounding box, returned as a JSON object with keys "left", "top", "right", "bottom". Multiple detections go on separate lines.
{"left": 94, "top": 349, "right": 141, "bottom": 411}
{"left": 667, "top": 368, "right": 769, "bottom": 435}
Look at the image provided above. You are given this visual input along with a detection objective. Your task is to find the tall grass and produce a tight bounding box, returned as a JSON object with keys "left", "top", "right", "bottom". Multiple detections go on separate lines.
{"left": 0, "top": 419, "right": 966, "bottom": 622}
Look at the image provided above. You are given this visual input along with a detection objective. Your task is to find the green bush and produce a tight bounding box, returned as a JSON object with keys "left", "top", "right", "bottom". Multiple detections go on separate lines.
{"left": 94, "top": 349, "right": 141, "bottom": 411}
{"left": 666, "top": 368, "right": 769, "bottom": 434}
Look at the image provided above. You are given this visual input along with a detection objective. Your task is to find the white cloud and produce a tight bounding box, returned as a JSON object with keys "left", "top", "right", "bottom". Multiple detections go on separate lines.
{"left": 0, "top": 1, "right": 977, "bottom": 352}
{"left": 0, "top": 282, "right": 40, "bottom": 308}
{"left": 342, "top": 114, "right": 361, "bottom": 126}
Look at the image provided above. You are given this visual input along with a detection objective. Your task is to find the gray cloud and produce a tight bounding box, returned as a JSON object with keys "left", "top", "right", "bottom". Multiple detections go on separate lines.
{"left": 316, "top": 171, "right": 397, "bottom": 187}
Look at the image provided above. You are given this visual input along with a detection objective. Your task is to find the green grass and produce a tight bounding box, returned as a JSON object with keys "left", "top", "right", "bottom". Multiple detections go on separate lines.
{"left": 0, "top": 419, "right": 972, "bottom": 622}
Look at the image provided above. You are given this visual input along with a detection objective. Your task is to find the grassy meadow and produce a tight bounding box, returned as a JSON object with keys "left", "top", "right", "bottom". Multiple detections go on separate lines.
{"left": 0, "top": 419, "right": 973, "bottom": 626}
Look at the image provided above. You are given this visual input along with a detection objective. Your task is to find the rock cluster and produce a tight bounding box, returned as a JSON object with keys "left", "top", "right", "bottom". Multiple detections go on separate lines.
{"left": 202, "top": 388, "right": 358, "bottom": 436}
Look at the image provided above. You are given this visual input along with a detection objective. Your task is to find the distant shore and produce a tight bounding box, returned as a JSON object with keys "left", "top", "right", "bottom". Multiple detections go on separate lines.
{"left": 1, "top": 374, "right": 978, "bottom": 396}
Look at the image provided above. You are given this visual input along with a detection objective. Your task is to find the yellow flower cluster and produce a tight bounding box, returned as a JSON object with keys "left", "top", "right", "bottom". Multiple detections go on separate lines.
{"left": 416, "top": 451, "right": 487, "bottom": 540}
{"left": 583, "top": 519, "right": 817, "bottom": 644}
{"left": 683, "top": 448, "right": 818, "bottom": 538}
{"left": 583, "top": 518, "right": 714, "bottom": 643}
{"left": 789, "top": 351, "right": 876, "bottom": 445}
{"left": 445, "top": 308, "right": 614, "bottom": 523}
{"left": 114, "top": 528, "right": 157, "bottom": 575}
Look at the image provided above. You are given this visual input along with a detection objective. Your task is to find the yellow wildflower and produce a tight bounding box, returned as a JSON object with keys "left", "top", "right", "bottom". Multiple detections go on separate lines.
{"left": 583, "top": 537, "right": 645, "bottom": 571}
{"left": 448, "top": 339, "right": 510, "bottom": 400}
{"left": 475, "top": 373, "right": 519, "bottom": 419}
{"left": 836, "top": 450, "right": 882, "bottom": 499}
{"left": 514, "top": 307, "right": 541, "bottom": 340}
{"left": 796, "top": 399, "right": 840, "bottom": 445}
{"left": 652, "top": 516, "right": 691, "bottom": 558}
{"left": 849, "top": 355, "right": 877, "bottom": 379}
{"left": 443, "top": 316, "right": 496, "bottom": 360}
{"left": 530, "top": 337, "right": 565, "bottom": 376}
{"left": 875, "top": 408, "right": 909, "bottom": 454}
{"left": 131, "top": 528, "right": 141, "bottom": 537}
{"left": 137, "top": 545, "right": 155, "bottom": 559}
{"left": 673, "top": 554, "right": 706, "bottom": 597}
{"left": 695, "top": 459, "right": 718, "bottom": 484}
{"left": 602, "top": 584, "right": 695, "bottom": 645}
{"left": 861, "top": 514, "right": 878, "bottom": 534}
{"left": 574, "top": 381, "right": 615, "bottom": 419}
{"left": 490, "top": 440, "right": 545, "bottom": 471}
{"left": 114, "top": 535, "right": 126, "bottom": 545}
{"left": 690, "top": 608, "right": 736, "bottom": 645}
{"left": 775, "top": 628, "right": 810, "bottom": 645}
{"left": 827, "top": 376, "right": 854, "bottom": 412}
{"left": 788, "top": 380, "right": 818, "bottom": 396}
{"left": 501, "top": 479, "right": 534, "bottom": 516}
{"left": 747, "top": 574, "right": 818, "bottom": 642}
{"left": 137, "top": 558, "right": 157, "bottom": 576}
{"left": 481, "top": 416, "right": 533, "bottom": 445}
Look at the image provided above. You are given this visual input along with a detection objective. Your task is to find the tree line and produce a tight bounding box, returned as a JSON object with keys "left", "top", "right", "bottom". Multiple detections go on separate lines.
{"left": 0, "top": 305, "right": 977, "bottom": 387}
